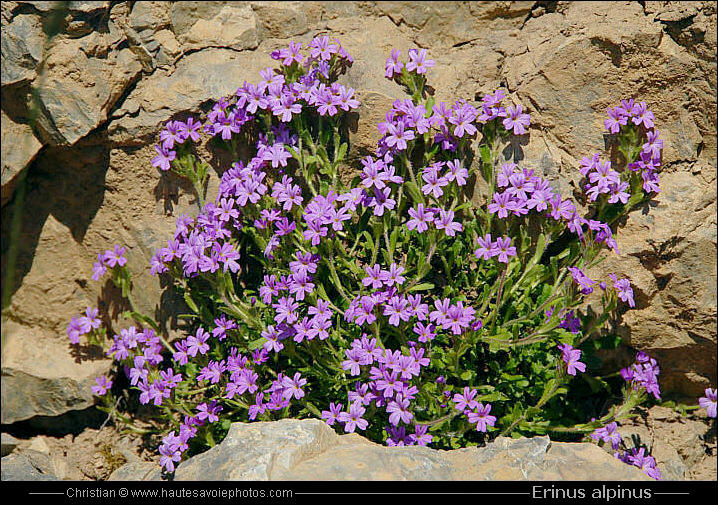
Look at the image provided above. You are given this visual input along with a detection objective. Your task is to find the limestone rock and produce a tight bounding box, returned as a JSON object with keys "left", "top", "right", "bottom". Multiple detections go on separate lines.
{"left": 170, "top": 2, "right": 260, "bottom": 53}
{"left": 1, "top": 13, "right": 45, "bottom": 87}
{"left": 33, "top": 36, "right": 143, "bottom": 145}
{"left": 1, "top": 110, "right": 43, "bottom": 205}
{"left": 108, "top": 47, "right": 273, "bottom": 145}
{"left": 1, "top": 320, "right": 111, "bottom": 424}
{"left": 110, "top": 419, "right": 651, "bottom": 481}
{"left": 17, "top": 1, "right": 111, "bottom": 13}
{"left": 1, "top": 433, "right": 21, "bottom": 457}
{"left": 250, "top": 1, "right": 317, "bottom": 39}
{"left": 1, "top": 451, "right": 58, "bottom": 481}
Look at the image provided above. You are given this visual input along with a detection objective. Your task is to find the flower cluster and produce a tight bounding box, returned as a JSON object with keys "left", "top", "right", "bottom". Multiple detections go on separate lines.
{"left": 615, "top": 447, "right": 662, "bottom": 480}
{"left": 473, "top": 234, "right": 517, "bottom": 264}
{"left": 489, "top": 162, "right": 620, "bottom": 254}
{"left": 621, "top": 351, "right": 661, "bottom": 400}
{"left": 67, "top": 307, "right": 101, "bottom": 344}
{"left": 605, "top": 99, "right": 662, "bottom": 196}
{"left": 67, "top": 39, "right": 672, "bottom": 476}
{"left": 452, "top": 387, "right": 497, "bottom": 432}
{"left": 591, "top": 421, "right": 622, "bottom": 450}
{"left": 91, "top": 245, "right": 127, "bottom": 281}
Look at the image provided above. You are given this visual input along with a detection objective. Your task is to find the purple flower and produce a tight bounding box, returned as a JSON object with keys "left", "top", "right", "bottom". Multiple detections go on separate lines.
{"left": 568, "top": 266, "right": 595, "bottom": 294}
{"left": 632, "top": 101, "right": 655, "bottom": 128}
{"left": 467, "top": 403, "right": 496, "bottom": 432}
{"left": 452, "top": 387, "right": 478, "bottom": 412}
{"left": 186, "top": 328, "right": 210, "bottom": 357}
{"left": 474, "top": 233, "right": 497, "bottom": 261}
{"left": 406, "top": 48, "right": 434, "bottom": 74}
{"left": 387, "top": 395, "right": 413, "bottom": 426}
{"left": 624, "top": 447, "right": 662, "bottom": 480}
{"left": 558, "top": 343, "right": 586, "bottom": 376}
{"left": 337, "top": 402, "right": 368, "bottom": 433}
{"left": 67, "top": 316, "right": 82, "bottom": 344}
{"left": 494, "top": 236, "right": 517, "bottom": 264}
{"left": 410, "top": 424, "right": 433, "bottom": 446}
{"left": 609, "top": 274, "right": 635, "bottom": 308}
{"left": 91, "top": 252, "right": 108, "bottom": 281}
{"left": 78, "top": 307, "right": 101, "bottom": 334}
{"left": 263, "top": 143, "right": 292, "bottom": 168}
{"left": 604, "top": 106, "right": 628, "bottom": 134}
{"left": 363, "top": 264, "right": 389, "bottom": 290}
{"left": 281, "top": 372, "right": 307, "bottom": 400}
{"left": 385, "top": 122, "right": 415, "bottom": 151}
{"left": 385, "top": 49, "right": 404, "bottom": 79}
{"left": 196, "top": 400, "right": 223, "bottom": 424}
{"left": 591, "top": 422, "right": 622, "bottom": 450}
{"left": 699, "top": 388, "right": 716, "bottom": 418}
{"left": 502, "top": 104, "right": 530, "bottom": 135}
{"left": 151, "top": 145, "right": 176, "bottom": 172}
{"left": 91, "top": 375, "right": 113, "bottom": 396}
{"left": 488, "top": 191, "right": 511, "bottom": 218}
{"left": 321, "top": 402, "right": 344, "bottom": 426}
{"left": 104, "top": 245, "right": 127, "bottom": 268}
{"left": 449, "top": 102, "right": 478, "bottom": 138}
{"left": 159, "top": 434, "right": 182, "bottom": 473}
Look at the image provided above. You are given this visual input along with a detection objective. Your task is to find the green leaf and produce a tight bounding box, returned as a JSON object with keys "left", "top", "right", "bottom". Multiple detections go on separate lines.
{"left": 249, "top": 337, "right": 265, "bottom": 350}
{"left": 408, "top": 282, "right": 434, "bottom": 292}
{"left": 285, "top": 145, "right": 300, "bottom": 160}
{"left": 389, "top": 227, "right": 400, "bottom": 257}
{"left": 404, "top": 180, "right": 424, "bottom": 204}
{"left": 337, "top": 142, "right": 348, "bottom": 163}
{"left": 122, "top": 310, "right": 161, "bottom": 333}
{"left": 184, "top": 291, "right": 200, "bottom": 314}
{"left": 424, "top": 96, "right": 435, "bottom": 116}
{"left": 479, "top": 145, "right": 491, "bottom": 165}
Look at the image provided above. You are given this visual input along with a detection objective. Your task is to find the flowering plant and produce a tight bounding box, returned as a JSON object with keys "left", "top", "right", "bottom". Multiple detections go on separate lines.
{"left": 66, "top": 37, "right": 695, "bottom": 479}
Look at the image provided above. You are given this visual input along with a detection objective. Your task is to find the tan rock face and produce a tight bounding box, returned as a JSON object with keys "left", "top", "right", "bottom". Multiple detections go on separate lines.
{"left": 1, "top": 110, "right": 43, "bottom": 205}
{"left": 1, "top": 1, "right": 715, "bottom": 426}
{"left": 109, "top": 419, "right": 651, "bottom": 481}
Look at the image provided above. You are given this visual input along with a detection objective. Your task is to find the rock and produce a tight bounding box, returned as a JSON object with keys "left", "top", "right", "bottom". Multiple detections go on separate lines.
{"left": 27, "top": 436, "right": 51, "bottom": 455}
{"left": 1, "top": 320, "right": 111, "bottom": 425}
{"left": 124, "top": 1, "right": 181, "bottom": 69}
{"left": 367, "top": 1, "right": 532, "bottom": 48}
{"left": 129, "top": 1, "right": 171, "bottom": 33}
{"left": 1, "top": 433, "right": 21, "bottom": 456}
{"left": 111, "top": 419, "right": 651, "bottom": 481}
{"left": 152, "top": 29, "right": 182, "bottom": 68}
{"left": 33, "top": 36, "right": 143, "bottom": 145}
{"left": 1, "top": 110, "right": 43, "bottom": 205}
{"left": 17, "top": 1, "right": 111, "bottom": 13}
{"left": 108, "top": 461, "right": 160, "bottom": 481}
{"left": 1, "top": 0, "right": 716, "bottom": 416}
{"left": 108, "top": 47, "right": 273, "bottom": 145}
{"left": 618, "top": 405, "right": 713, "bottom": 480}
{"left": 250, "top": 1, "right": 316, "bottom": 39}
{"left": 1, "top": 13, "right": 45, "bottom": 87}
{"left": 170, "top": 2, "right": 260, "bottom": 52}
{"left": 1, "top": 451, "right": 58, "bottom": 481}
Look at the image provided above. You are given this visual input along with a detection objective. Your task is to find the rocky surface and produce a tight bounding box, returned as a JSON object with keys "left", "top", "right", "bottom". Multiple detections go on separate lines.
{"left": 0, "top": 1, "right": 715, "bottom": 435}
{"left": 108, "top": 419, "right": 651, "bottom": 481}
{"left": 618, "top": 405, "right": 718, "bottom": 480}
{"left": 1, "top": 450, "right": 58, "bottom": 481}
{"left": 2, "top": 426, "right": 148, "bottom": 480}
